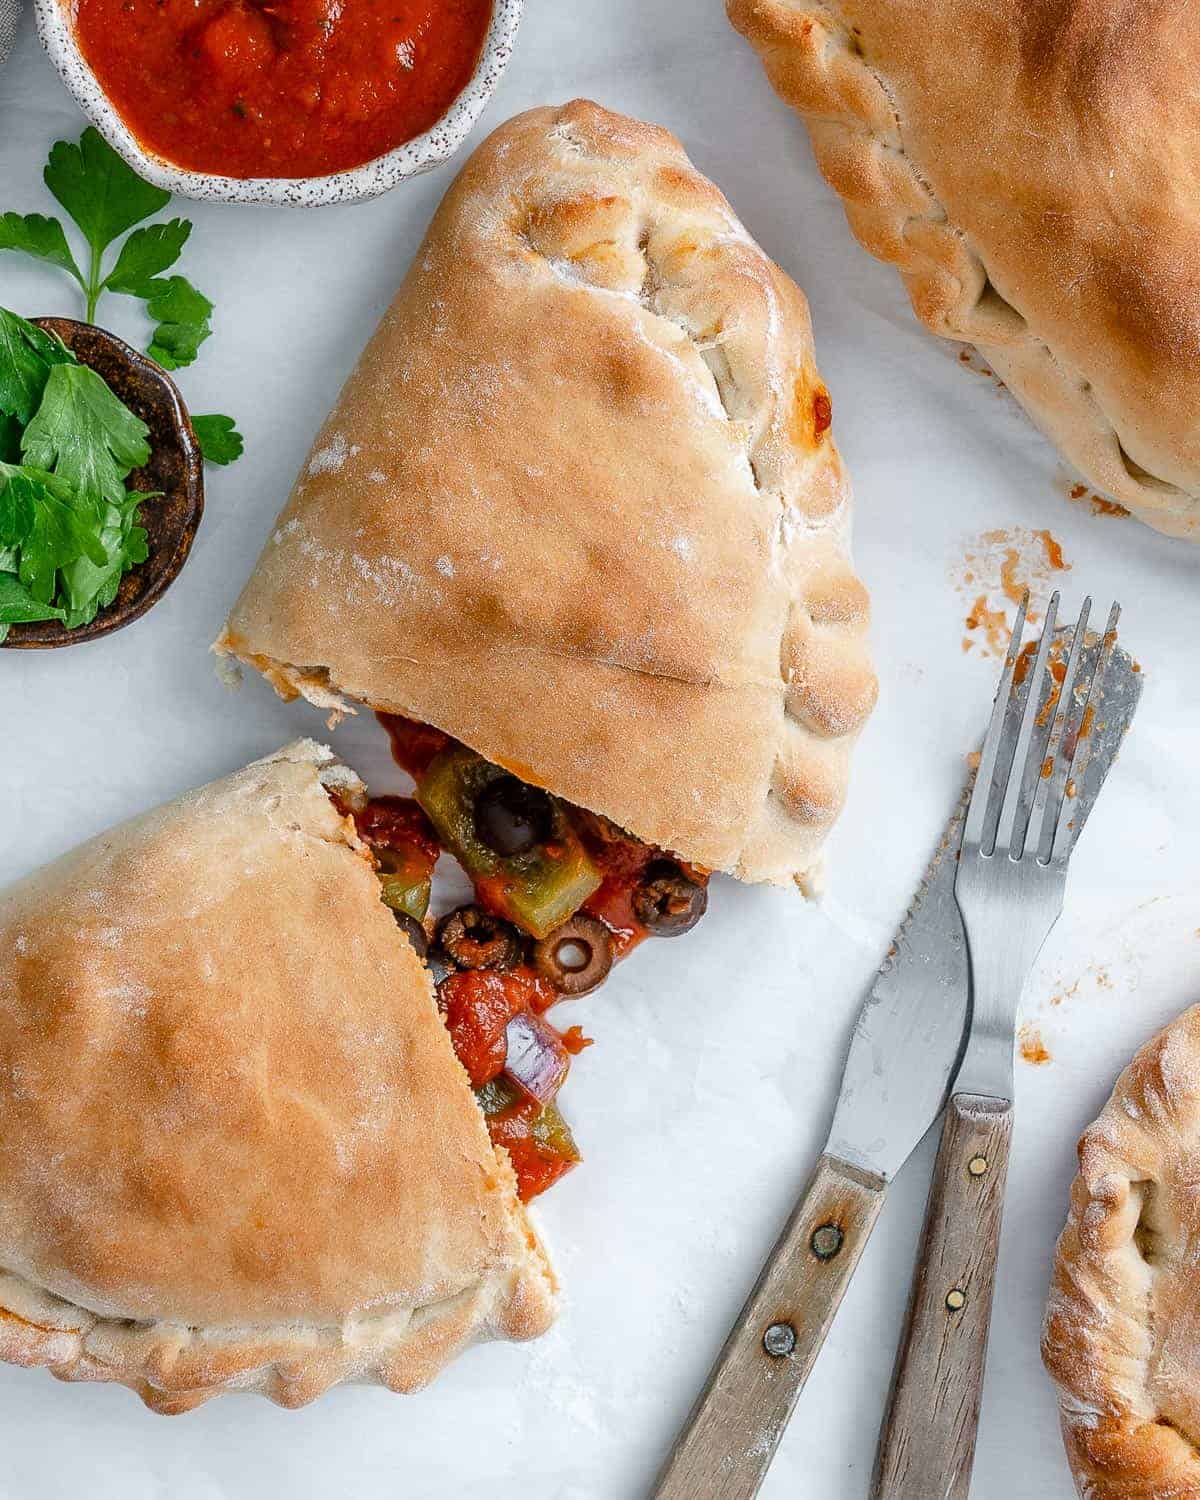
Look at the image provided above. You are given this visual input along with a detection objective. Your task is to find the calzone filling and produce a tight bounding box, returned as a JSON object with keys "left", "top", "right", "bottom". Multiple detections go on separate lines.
{"left": 332, "top": 714, "right": 710, "bottom": 1202}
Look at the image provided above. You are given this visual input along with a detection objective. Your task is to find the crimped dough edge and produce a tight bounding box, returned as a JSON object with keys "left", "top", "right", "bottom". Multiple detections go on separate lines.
{"left": 728, "top": 0, "right": 1199, "bottom": 540}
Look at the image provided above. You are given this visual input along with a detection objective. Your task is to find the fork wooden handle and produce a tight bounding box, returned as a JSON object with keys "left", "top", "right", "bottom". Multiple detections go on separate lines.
{"left": 652, "top": 1154, "right": 886, "bottom": 1500}
{"left": 872, "top": 1092, "right": 1013, "bottom": 1500}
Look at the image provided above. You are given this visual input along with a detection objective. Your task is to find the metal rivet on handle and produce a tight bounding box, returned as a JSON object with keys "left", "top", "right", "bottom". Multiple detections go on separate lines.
{"left": 810, "top": 1223, "right": 844, "bottom": 1260}
{"left": 763, "top": 1322, "right": 796, "bottom": 1358}
{"left": 946, "top": 1289, "right": 967, "bottom": 1311}
{"left": 968, "top": 1156, "right": 989, "bottom": 1177}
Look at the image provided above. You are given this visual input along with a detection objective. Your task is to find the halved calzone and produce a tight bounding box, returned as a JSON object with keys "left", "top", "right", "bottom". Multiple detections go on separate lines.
{"left": 0, "top": 742, "right": 556, "bottom": 1413}
{"left": 1044, "top": 1004, "right": 1200, "bottom": 1496}
{"left": 215, "top": 99, "right": 876, "bottom": 890}
{"left": 729, "top": 0, "right": 1200, "bottom": 539}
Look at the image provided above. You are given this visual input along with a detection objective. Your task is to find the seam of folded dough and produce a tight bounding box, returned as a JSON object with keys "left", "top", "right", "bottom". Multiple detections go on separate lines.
{"left": 0, "top": 1263, "right": 548, "bottom": 1413}
{"left": 728, "top": 0, "right": 1198, "bottom": 539}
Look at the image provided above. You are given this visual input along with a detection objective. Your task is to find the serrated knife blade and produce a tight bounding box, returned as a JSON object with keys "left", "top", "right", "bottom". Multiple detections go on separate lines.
{"left": 826, "top": 785, "right": 971, "bottom": 1182}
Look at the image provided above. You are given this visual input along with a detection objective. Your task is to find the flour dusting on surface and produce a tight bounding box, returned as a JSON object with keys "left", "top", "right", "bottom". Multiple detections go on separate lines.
{"left": 308, "top": 433, "right": 350, "bottom": 476}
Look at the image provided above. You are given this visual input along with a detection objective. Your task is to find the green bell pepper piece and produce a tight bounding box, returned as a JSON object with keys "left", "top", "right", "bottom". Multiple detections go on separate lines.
{"left": 530, "top": 1100, "right": 580, "bottom": 1161}
{"left": 415, "top": 746, "right": 600, "bottom": 938}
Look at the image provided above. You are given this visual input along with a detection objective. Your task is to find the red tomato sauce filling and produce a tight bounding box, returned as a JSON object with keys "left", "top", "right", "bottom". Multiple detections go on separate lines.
{"left": 71, "top": 0, "right": 493, "bottom": 180}
{"left": 344, "top": 714, "right": 710, "bottom": 1202}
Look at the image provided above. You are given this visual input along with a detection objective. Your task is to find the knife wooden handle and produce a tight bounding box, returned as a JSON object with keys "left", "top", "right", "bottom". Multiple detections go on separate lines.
{"left": 652, "top": 1153, "right": 886, "bottom": 1500}
{"left": 871, "top": 1092, "right": 1014, "bottom": 1500}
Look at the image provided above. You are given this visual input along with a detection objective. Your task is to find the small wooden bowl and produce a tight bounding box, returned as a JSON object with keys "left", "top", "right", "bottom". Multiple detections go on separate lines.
{"left": 2, "top": 318, "right": 204, "bottom": 649}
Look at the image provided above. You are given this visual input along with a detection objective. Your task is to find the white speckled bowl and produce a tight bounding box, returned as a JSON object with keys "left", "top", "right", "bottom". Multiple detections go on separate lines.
{"left": 34, "top": 0, "right": 522, "bottom": 205}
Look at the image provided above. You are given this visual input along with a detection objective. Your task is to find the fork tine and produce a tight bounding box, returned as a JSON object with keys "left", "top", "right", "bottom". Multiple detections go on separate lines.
{"left": 1024, "top": 598, "right": 1091, "bottom": 861}
{"left": 962, "top": 591, "right": 1029, "bottom": 852}
{"left": 994, "top": 592, "right": 1060, "bottom": 856}
{"left": 1049, "top": 601, "right": 1122, "bottom": 864}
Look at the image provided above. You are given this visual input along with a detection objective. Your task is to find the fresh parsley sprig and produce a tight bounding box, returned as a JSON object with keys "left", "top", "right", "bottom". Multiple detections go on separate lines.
{"left": 0, "top": 307, "right": 156, "bottom": 640}
{"left": 190, "top": 413, "right": 244, "bottom": 465}
{"left": 0, "top": 128, "right": 241, "bottom": 466}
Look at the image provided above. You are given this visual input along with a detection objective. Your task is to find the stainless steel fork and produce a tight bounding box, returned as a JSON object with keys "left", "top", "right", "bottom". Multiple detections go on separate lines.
{"left": 873, "top": 590, "right": 1123, "bottom": 1500}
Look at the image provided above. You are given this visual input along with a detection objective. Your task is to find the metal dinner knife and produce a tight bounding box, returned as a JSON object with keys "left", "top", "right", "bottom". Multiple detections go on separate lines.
{"left": 652, "top": 788, "right": 974, "bottom": 1500}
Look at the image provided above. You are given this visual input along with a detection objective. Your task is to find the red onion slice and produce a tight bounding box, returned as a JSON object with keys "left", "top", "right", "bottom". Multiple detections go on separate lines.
{"left": 503, "top": 1011, "right": 570, "bottom": 1105}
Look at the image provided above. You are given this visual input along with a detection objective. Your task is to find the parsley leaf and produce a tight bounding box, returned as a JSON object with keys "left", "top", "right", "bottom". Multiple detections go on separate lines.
{"left": 44, "top": 128, "right": 171, "bottom": 267}
{"left": 1, "top": 465, "right": 106, "bottom": 603}
{"left": 0, "top": 572, "right": 67, "bottom": 628}
{"left": 0, "top": 413, "right": 22, "bottom": 464}
{"left": 0, "top": 464, "right": 37, "bottom": 545}
{"left": 0, "top": 212, "right": 85, "bottom": 285}
{"left": 103, "top": 222, "right": 216, "bottom": 368}
{"left": 104, "top": 218, "right": 191, "bottom": 293}
{"left": 0, "top": 463, "right": 108, "bottom": 563}
{"left": 141, "top": 276, "right": 214, "bottom": 369}
{"left": 21, "top": 363, "right": 151, "bottom": 507}
{"left": 59, "top": 489, "right": 151, "bottom": 625}
{"left": 192, "top": 413, "right": 244, "bottom": 465}
{"left": 0, "top": 306, "right": 77, "bottom": 424}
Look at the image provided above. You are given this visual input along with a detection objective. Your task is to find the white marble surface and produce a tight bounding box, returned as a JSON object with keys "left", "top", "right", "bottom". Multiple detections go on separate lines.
{"left": 1, "top": 5, "right": 1197, "bottom": 1497}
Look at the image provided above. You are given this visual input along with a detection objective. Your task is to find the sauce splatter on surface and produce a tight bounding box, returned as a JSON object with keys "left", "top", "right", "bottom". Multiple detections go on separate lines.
{"left": 964, "top": 595, "right": 1010, "bottom": 656}
{"left": 955, "top": 346, "right": 1002, "bottom": 385}
{"left": 954, "top": 527, "right": 1071, "bottom": 656}
{"left": 1018, "top": 1024, "right": 1051, "bottom": 1065}
{"left": 1066, "top": 482, "right": 1130, "bottom": 520}
{"left": 1047, "top": 964, "right": 1113, "bottom": 1008}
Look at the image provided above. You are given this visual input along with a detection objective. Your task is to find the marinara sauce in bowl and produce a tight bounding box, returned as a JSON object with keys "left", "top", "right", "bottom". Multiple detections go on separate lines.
{"left": 35, "top": 0, "right": 521, "bottom": 204}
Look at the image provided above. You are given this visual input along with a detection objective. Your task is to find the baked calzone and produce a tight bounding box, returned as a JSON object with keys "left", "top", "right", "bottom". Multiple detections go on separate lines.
{"left": 215, "top": 99, "right": 876, "bottom": 890}
{"left": 0, "top": 742, "right": 556, "bottom": 1413}
{"left": 729, "top": 0, "right": 1200, "bottom": 540}
{"left": 1044, "top": 1004, "right": 1200, "bottom": 1496}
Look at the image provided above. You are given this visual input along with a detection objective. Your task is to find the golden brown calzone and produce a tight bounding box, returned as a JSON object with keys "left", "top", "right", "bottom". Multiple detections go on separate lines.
{"left": 729, "top": 0, "right": 1200, "bottom": 539}
{"left": 1044, "top": 1004, "right": 1200, "bottom": 1496}
{"left": 216, "top": 100, "right": 876, "bottom": 890}
{"left": 0, "top": 742, "right": 555, "bottom": 1413}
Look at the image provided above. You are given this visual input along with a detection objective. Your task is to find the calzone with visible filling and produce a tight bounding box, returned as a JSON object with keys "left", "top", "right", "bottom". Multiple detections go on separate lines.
{"left": 216, "top": 100, "right": 876, "bottom": 890}
{"left": 0, "top": 741, "right": 556, "bottom": 1413}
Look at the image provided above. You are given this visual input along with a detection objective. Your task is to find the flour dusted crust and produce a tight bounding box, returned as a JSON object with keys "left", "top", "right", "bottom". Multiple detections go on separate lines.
{"left": 0, "top": 741, "right": 556, "bottom": 1413}
{"left": 216, "top": 99, "right": 875, "bottom": 888}
{"left": 728, "top": 0, "right": 1200, "bottom": 540}
{"left": 1043, "top": 1005, "right": 1200, "bottom": 1496}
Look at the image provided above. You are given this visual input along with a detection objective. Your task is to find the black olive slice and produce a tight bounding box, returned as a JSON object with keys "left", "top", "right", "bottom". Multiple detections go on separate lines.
{"left": 473, "top": 775, "right": 555, "bottom": 857}
{"left": 533, "top": 913, "right": 614, "bottom": 996}
{"left": 436, "top": 904, "right": 524, "bottom": 971}
{"left": 632, "top": 859, "right": 708, "bottom": 936}
{"left": 393, "top": 910, "right": 429, "bottom": 960}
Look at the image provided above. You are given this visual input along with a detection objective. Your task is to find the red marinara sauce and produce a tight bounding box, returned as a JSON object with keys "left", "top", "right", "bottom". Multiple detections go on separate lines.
{"left": 378, "top": 711, "right": 454, "bottom": 779}
{"left": 71, "top": 0, "right": 493, "bottom": 180}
